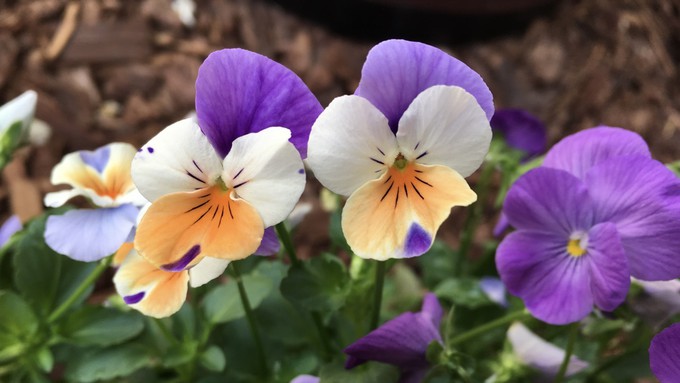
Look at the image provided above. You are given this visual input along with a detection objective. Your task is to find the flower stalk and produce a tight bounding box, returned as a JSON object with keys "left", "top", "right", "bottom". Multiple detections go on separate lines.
{"left": 449, "top": 309, "right": 529, "bottom": 346}
{"left": 370, "top": 261, "right": 387, "bottom": 330}
{"left": 554, "top": 322, "right": 579, "bottom": 383}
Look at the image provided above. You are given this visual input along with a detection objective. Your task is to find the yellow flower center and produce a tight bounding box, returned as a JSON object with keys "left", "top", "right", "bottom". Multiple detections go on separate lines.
{"left": 393, "top": 153, "right": 408, "bottom": 170}
{"left": 567, "top": 238, "right": 586, "bottom": 257}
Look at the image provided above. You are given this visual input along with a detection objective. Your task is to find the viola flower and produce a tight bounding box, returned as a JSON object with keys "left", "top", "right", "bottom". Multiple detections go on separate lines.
{"left": 480, "top": 277, "right": 508, "bottom": 307}
{"left": 344, "top": 293, "right": 443, "bottom": 383}
{"left": 290, "top": 375, "right": 319, "bottom": 383}
{"left": 129, "top": 48, "right": 320, "bottom": 273}
{"left": 0, "top": 215, "right": 22, "bottom": 246}
{"left": 490, "top": 109, "right": 546, "bottom": 160}
{"left": 307, "top": 39, "right": 493, "bottom": 260}
{"left": 649, "top": 323, "right": 680, "bottom": 383}
{"left": 0, "top": 90, "right": 37, "bottom": 167}
{"left": 44, "top": 143, "right": 144, "bottom": 262}
{"left": 496, "top": 127, "right": 680, "bottom": 324}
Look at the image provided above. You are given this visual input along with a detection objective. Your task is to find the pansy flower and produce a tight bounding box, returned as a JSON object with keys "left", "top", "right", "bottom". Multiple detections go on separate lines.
{"left": 44, "top": 143, "right": 144, "bottom": 262}
{"left": 490, "top": 109, "right": 546, "bottom": 160}
{"left": 307, "top": 39, "right": 493, "bottom": 260}
{"left": 128, "top": 48, "right": 320, "bottom": 275}
{"left": 344, "top": 293, "right": 443, "bottom": 383}
{"left": 649, "top": 322, "right": 680, "bottom": 383}
{"left": 496, "top": 127, "right": 680, "bottom": 324}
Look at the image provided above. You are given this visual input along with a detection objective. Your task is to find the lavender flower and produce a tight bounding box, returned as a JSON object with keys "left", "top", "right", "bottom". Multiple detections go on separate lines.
{"left": 344, "top": 293, "right": 443, "bottom": 383}
{"left": 649, "top": 322, "right": 680, "bottom": 383}
{"left": 496, "top": 126, "right": 680, "bottom": 324}
{"left": 490, "top": 109, "right": 546, "bottom": 159}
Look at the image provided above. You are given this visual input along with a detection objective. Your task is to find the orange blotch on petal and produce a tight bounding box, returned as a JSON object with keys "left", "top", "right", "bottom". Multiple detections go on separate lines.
{"left": 342, "top": 162, "right": 476, "bottom": 260}
{"left": 135, "top": 187, "right": 264, "bottom": 271}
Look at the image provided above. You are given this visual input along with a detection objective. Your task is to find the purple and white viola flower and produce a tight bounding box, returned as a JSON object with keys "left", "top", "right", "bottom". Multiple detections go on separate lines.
{"left": 0, "top": 215, "right": 22, "bottom": 246}
{"left": 344, "top": 293, "right": 443, "bottom": 383}
{"left": 496, "top": 126, "right": 680, "bottom": 324}
{"left": 649, "top": 322, "right": 680, "bottom": 383}
{"left": 0, "top": 90, "right": 37, "bottom": 143}
{"left": 44, "top": 143, "right": 145, "bottom": 262}
{"left": 480, "top": 277, "right": 508, "bottom": 307}
{"left": 507, "top": 323, "right": 588, "bottom": 379}
{"left": 307, "top": 39, "right": 493, "bottom": 261}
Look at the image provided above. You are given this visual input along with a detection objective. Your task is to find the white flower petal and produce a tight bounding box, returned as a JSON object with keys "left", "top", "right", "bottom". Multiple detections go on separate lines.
{"left": 222, "top": 127, "right": 305, "bottom": 227}
{"left": 131, "top": 118, "right": 223, "bottom": 202}
{"left": 397, "top": 85, "right": 492, "bottom": 177}
{"left": 44, "top": 189, "right": 84, "bottom": 208}
{"left": 306, "top": 95, "right": 399, "bottom": 196}
{"left": 188, "top": 257, "right": 230, "bottom": 288}
{"left": 0, "top": 90, "right": 37, "bottom": 135}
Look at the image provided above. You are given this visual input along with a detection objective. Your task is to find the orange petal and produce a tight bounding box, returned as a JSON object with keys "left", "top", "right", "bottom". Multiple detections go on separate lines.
{"left": 342, "top": 163, "right": 476, "bottom": 260}
{"left": 135, "top": 187, "right": 264, "bottom": 271}
{"left": 112, "top": 242, "right": 134, "bottom": 266}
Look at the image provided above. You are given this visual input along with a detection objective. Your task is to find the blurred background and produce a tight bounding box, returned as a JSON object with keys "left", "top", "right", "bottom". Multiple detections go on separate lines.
{"left": 1, "top": 0, "right": 679, "bottom": 256}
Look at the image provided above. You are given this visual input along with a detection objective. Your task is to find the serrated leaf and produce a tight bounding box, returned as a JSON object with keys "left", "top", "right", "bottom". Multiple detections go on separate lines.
{"left": 280, "top": 253, "right": 349, "bottom": 312}
{"left": 64, "top": 344, "right": 151, "bottom": 382}
{"left": 202, "top": 273, "right": 273, "bottom": 324}
{"left": 59, "top": 306, "right": 144, "bottom": 346}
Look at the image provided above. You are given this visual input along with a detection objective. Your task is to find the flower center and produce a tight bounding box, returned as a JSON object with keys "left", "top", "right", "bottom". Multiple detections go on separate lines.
{"left": 566, "top": 233, "right": 587, "bottom": 257}
{"left": 393, "top": 153, "right": 408, "bottom": 170}
{"left": 215, "top": 176, "right": 229, "bottom": 192}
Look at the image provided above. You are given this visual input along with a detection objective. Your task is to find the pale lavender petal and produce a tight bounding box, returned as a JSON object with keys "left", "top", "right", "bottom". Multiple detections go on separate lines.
{"left": 480, "top": 277, "right": 508, "bottom": 307}
{"left": 543, "top": 126, "right": 650, "bottom": 179}
{"left": 254, "top": 227, "right": 280, "bottom": 256}
{"left": 420, "top": 293, "right": 444, "bottom": 330}
{"left": 79, "top": 145, "right": 111, "bottom": 173}
{"left": 45, "top": 204, "right": 138, "bottom": 262}
{"left": 585, "top": 223, "right": 630, "bottom": 311}
{"left": 490, "top": 109, "right": 546, "bottom": 158}
{"left": 585, "top": 156, "right": 680, "bottom": 280}
{"left": 496, "top": 231, "right": 593, "bottom": 324}
{"left": 355, "top": 39, "right": 493, "bottom": 132}
{"left": 0, "top": 215, "right": 22, "bottom": 246}
{"left": 650, "top": 323, "right": 680, "bottom": 383}
{"left": 290, "top": 375, "right": 319, "bottom": 383}
{"left": 503, "top": 167, "right": 594, "bottom": 236}
{"left": 195, "top": 49, "right": 322, "bottom": 158}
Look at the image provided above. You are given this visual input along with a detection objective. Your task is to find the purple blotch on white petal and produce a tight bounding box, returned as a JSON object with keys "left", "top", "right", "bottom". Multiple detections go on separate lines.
{"left": 403, "top": 223, "right": 431, "bottom": 258}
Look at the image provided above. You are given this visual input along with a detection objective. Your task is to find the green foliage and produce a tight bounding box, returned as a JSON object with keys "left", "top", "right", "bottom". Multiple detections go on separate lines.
{"left": 318, "top": 361, "right": 400, "bottom": 383}
{"left": 200, "top": 345, "right": 226, "bottom": 372}
{"left": 281, "top": 253, "right": 350, "bottom": 312}
{"left": 202, "top": 272, "right": 273, "bottom": 324}
{"left": 58, "top": 306, "right": 145, "bottom": 346}
{"left": 0, "top": 121, "right": 24, "bottom": 171}
{"left": 64, "top": 343, "right": 152, "bottom": 382}
{"left": 0, "top": 291, "right": 38, "bottom": 362}
{"left": 435, "top": 277, "right": 493, "bottom": 309}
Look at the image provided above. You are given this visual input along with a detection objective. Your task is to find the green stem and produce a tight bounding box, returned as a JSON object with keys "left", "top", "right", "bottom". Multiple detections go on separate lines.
{"left": 153, "top": 318, "right": 180, "bottom": 346}
{"left": 449, "top": 310, "right": 528, "bottom": 346}
{"left": 554, "top": 323, "right": 579, "bottom": 383}
{"left": 231, "top": 262, "right": 268, "bottom": 376}
{"left": 275, "top": 222, "right": 299, "bottom": 266}
{"left": 370, "top": 261, "right": 387, "bottom": 330}
{"left": 48, "top": 256, "right": 112, "bottom": 323}
{"left": 458, "top": 164, "right": 495, "bottom": 269}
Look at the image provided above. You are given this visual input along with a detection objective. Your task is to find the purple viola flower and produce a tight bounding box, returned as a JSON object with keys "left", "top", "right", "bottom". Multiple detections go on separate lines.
{"left": 290, "top": 375, "right": 319, "bottom": 383}
{"left": 490, "top": 109, "right": 547, "bottom": 159}
{"left": 496, "top": 126, "right": 680, "bottom": 324}
{"left": 0, "top": 215, "right": 22, "bottom": 246}
{"left": 344, "top": 293, "right": 443, "bottom": 383}
{"left": 649, "top": 323, "right": 680, "bottom": 383}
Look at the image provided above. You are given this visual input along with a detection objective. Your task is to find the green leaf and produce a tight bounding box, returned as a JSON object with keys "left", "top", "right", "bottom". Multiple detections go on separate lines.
{"left": 0, "top": 121, "right": 24, "bottom": 171}
{"left": 434, "top": 278, "right": 492, "bottom": 309}
{"left": 280, "top": 253, "right": 349, "bottom": 312}
{"left": 329, "top": 210, "right": 350, "bottom": 252}
{"left": 59, "top": 306, "right": 144, "bottom": 346}
{"left": 64, "top": 344, "right": 151, "bottom": 382}
{"left": 34, "top": 346, "right": 54, "bottom": 373}
{"left": 202, "top": 273, "right": 273, "bottom": 324}
{"left": 200, "top": 345, "right": 226, "bottom": 372}
{"left": 13, "top": 211, "right": 96, "bottom": 316}
{"left": 163, "top": 341, "right": 198, "bottom": 368}
{"left": 0, "top": 291, "right": 39, "bottom": 362}
{"left": 319, "top": 361, "right": 399, "bottom": 383}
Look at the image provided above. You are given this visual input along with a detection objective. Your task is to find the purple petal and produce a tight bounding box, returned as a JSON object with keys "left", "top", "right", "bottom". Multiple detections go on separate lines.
{"left": 490, "top": 109, "right": 546, "bottom": 158}
{"left": 650, "top": 323, "right": 680, "bottom": 383}
{"left": 479, "top": 277, "right": 508, "bottom": 307}
{"left": 503, "top": 167, "right": 594, "bottom": 236}
{"left": 0, "top": 215, "right": 22, "bottom": 246}
{"left": 585, "top": 223, "right": 630, "bottom": 311}
{"left": 420, "top": 293, "right": 444, "bottom": 330}
{"left": 254, "top": 227, "right": 280, "bottom": 256}
{"left": 493, "top": 213, "right": 510, "bottom": 238}
{"left": 344, "top": 312, "right": 439, "bottom": 370}
{"left": 290, "top": 375, "right": 319, "bottom": 383}
{"left": 195, "top": 49, "right": 322, "bottom": 158}
{"left": 79, "top": 145, "right": 111, "bottom": 173}
{"left": 584, "top": 156, "right": 680, "bottom": 280}
{"left": 496, "top": 231, "right": 594, "bottom": 324}
{"left": 543, "top": 126, "right": 650, "bottom": 179}
{"left": 45, "top": 205, "right": 138, "bottom": 262}
{"left": 355, "top": 39, "right": 494, "bottom": 132}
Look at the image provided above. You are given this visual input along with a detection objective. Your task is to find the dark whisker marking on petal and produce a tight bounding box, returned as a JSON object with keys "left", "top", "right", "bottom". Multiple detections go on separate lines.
{"left": 414, "top": 142, "right": 420, "bottom": 150}
{"left": 414, "top": 169, "right": 423, "bottom": 173}
{"left": 218, "top": 206, "right": 225, "bottom": 227}
{"left": 233, "top": 168, "right": 244, "bottom": 180}
{"left": 187, "top": 171, "right": 205, "bottom": 184}
{"left": 186, "top": 200, "right": 209, "bottom": 213}
{"left": 233, "top": 181, "right": 248, "bottom": 188}
{"left": 227, "top": 200, "right": 234, "bottom": 219}
{"left": 211, "top": 205, "right": 219, "bottom": 220}
{"left": 375, "top": 169, "right": 382, "bottom": 173}
{"left": 411, "top": 182, "right": 425, "bottom": 200}
{"left": 193, "top": 206, "right": 213, "bottom": 225}
{"left": 198, "top": 193, "right": 211, "bottom": 199}
{"left": 403, "top": 184, "right": 409, "bottom": 198}
{"left": 377, "top": 147, "right": 385, "bottom": 156}
{"left": 383, "top": 175, "right": 392, "bottom": 184}
{"left": 192, "top": 160, "right": 204, "bottom": 174}
{"left": 394, "top": 188, "right": 400, "bottom": 208}
{"left": 370, "top": 157, "right": 384, "bottom": 165}
{"left": 416, "top": 151, "right": 428, "bottom": 160}
{"left": 415, "top": 176, "right": 433, "bottom": 187}
{"left": 381, "top": 181, "right": 394, "bottom": 202}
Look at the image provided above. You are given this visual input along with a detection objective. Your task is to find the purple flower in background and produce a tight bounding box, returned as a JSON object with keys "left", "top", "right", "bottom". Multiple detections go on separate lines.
{"left": 497, "top": 126, "right": 680, "bottom": 324}
{"left": 490, "top": 109, "right": 547, "bottom": 159}
{"left": 649, "top": 323, "right": 680, "bottom": 383}
{"left": 290, "top": 375, "right": 319, "bottom": 383}
{"left": 480, "top": 276, "right": 508, "bottom": 307}
{"left": 0, "top": 215, "right": 22, "bottom": 246}
{"left": 344, "top": 293, "right": 443, "bottom": 383}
